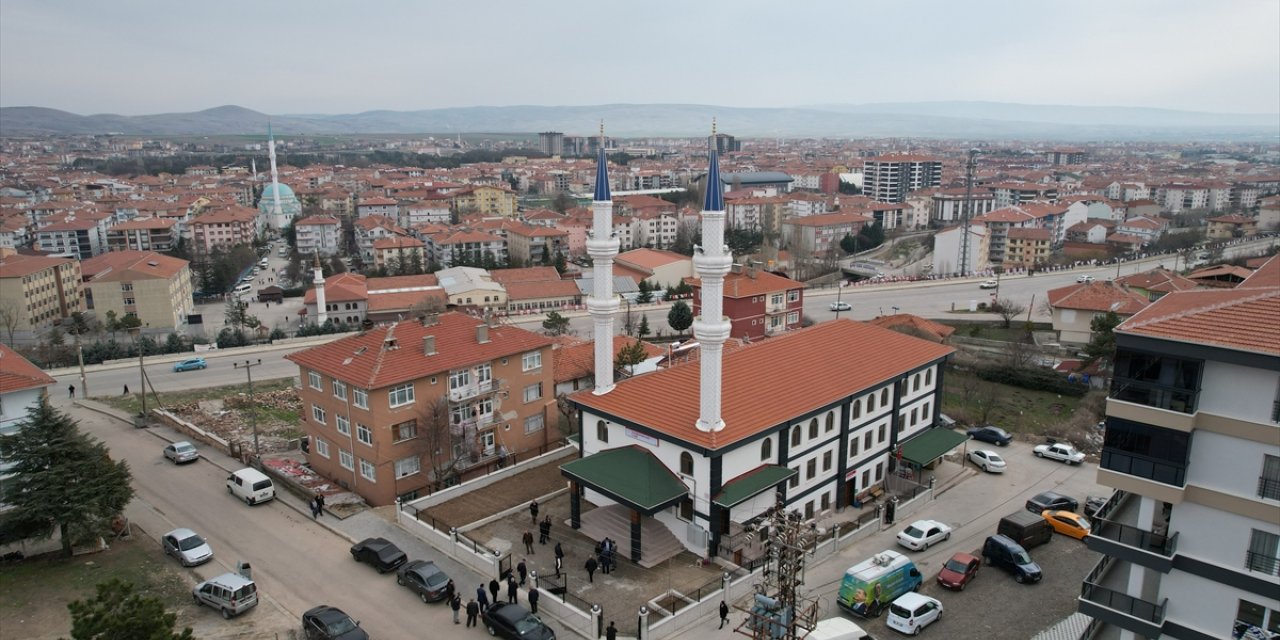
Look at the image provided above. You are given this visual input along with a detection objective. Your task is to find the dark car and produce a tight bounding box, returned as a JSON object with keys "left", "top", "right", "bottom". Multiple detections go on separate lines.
{"left": 350, "top": 537, "right": 407, "bottom": 573}
{"left": 1085, "top": 495, "right": 1108, "bottom": 516}
{"left": 982, "top": 535, "right": 1042, "bottom": 584}
{"left": 966, "top": 425, "right": 1012, "bottom": 446}
{"left": 302, "top": 605, "right": 368, "bottom": 640}
{"left": 936, "top": 552, "right": 980, "bottom": 590}
{"left": 1025, "top": 490, "right": 1079, "bottom": 514}
{"left": 482, "top": 602, "right": 556, "bottom": 640}
{"left": 396, "top": 559, "right": 451, "bottom": 603}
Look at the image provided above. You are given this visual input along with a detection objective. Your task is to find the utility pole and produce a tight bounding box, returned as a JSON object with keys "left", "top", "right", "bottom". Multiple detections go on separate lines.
{"left": 733, "top": 494, "right": 821, "bottom": 640}
{"left": 74, "top": 333, "right": 88, "bottom": 398}
{"left": 234, "top": 359, "right": 264, "bottom": 458}
{"left": 959, "top": 149, "right": 978, "bottom": 278}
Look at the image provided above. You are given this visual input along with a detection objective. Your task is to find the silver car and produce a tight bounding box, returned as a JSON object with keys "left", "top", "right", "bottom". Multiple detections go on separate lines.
{"left": 163, "top": 441, "right": 199, "bottom": 464}
{"left": 163, "top": 528, "right": 213, "bottom": 566}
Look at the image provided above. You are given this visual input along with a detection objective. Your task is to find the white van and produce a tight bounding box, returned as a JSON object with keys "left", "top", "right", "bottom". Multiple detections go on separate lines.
{"left": 807, "top": 618, "right": 871, "bottom": 640}
{"left": 193, "top": 572, "right": 258, "bottom": 618}
{"left": 233, "top": 283, "right": 252, "bottom": 297}
{"left": 226, "top": 468, "right": 275, "bottom": 505}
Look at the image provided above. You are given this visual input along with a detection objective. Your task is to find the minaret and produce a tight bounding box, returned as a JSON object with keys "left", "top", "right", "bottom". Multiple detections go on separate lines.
{"left": 586, "top": 122, "right": 620, "bottom": 394}
{"left": 313, "top": 254, "right": 328, "bottom": 325}
{"left": 267, "top": 122, "right": 284, "bottom": 228}
{"left": 693, "top": 120, "right": 733, "bottom": 433}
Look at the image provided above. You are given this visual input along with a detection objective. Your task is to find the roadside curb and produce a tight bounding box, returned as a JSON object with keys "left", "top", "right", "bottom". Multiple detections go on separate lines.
{"left": 45, "top": 332, "right": 356, "bottom": 379}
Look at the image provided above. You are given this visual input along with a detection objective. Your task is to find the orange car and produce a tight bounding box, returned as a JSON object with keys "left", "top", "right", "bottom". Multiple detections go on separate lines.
{"left": 1042, "top": 510, "right": 1092, "bottom": 540}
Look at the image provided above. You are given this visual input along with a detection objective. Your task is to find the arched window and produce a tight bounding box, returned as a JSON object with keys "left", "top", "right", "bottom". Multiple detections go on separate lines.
{"left": 597, "top": 420, "right": 608, "bottom": 443}
{"left": 867, "top": 394, "right": 876, "bottom": 412}
{"left": 760, "top": 437, "right": 772, "bottom": 461}
{"left": 680, "top": 452, "right": 694, "bottom": 476}
{"left": 881, "top": 388, "right": 890, "bottom": 405}
{"left": 913, "top": 374, "right": 920, "bottom": 392}
{"left": 826, "top": 413, "right": 835, "bottom": 432}
{"left": 791, "top": 425, "right": 801, "bottom": 447}
{"left": 852, "top": 400, "right": 862, "bottom": 419}
{"left": 925, "top": 369, "right": 933, "bottom": 385}
{"left": 808, "top": 418, "right": 818, "bottom": 439}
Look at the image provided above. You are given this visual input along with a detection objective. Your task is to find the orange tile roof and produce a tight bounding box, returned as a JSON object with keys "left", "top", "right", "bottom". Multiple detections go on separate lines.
{"left": 367, "top": 274, "right": 440, "bottom": 292}
{"left": 616, "top": 248, "right": 690, "bottom": 270}
{"left": 503, "top": 279, "right": 582, "bottom": 300}
{"left": 82, "top": 250, "right": 187, "bottom": 280}
{"left": 1119, "top": 287, "right": 1280, "bottom": 356}
{"left": 1115, "top": 268, "right": 1197, "bottom": 294}
{"left": 285, "top": 312, "right": 554, "bottom": 388}
{"left": 553, "top": 337, "right": 667, "bottom": 385}
{"left": 302, "top": 273, "right": 368, "bottom": 304}
{"left": 0, "top": 253, "right": 75, "bottom": 277}
{"left": 1240, "top": 254, "right": 1279, "bottom": 288}
{"left": 571, "top": 319, "right": 954, "bottom": 450}
{"left": 489, "top": 267, "right": 563, "bottom": 284}
{"left": 365, "top": 290, "right": 446, "bottom": 313}
{"left": 1046, "top": 281, "right": 1150, "bottom": 314}
{"left": 689, "top": 270, "right": 804, "bottom": 299}
{"left": 866, "top": 314, "right": 955, "bottom": 343}
{"left": 0, "top": 343, "right": 56, "bottom": 393}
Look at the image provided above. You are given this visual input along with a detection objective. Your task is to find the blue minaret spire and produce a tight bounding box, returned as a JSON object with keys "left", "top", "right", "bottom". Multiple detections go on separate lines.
{"left": 703, "top": 117, "right": 724, "bottom": 211}
{"left": 593, "top": 121, "right": 611, "bottom": 202}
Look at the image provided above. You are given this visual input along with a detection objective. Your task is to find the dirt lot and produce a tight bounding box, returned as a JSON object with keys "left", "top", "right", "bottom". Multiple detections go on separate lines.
{"left": 417, "top": 460, "right": 567, "bottom": 531}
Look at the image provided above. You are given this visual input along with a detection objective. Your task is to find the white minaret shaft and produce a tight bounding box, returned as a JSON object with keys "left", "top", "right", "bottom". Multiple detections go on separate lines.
{"left": 693, "top": 124, "right": 732, "bottom": 433}
{"left": 267, "top": 123, "right": 284, "bottom": 222}
{"left": 313, "top": 257, "right": 328, "bottom": 325}
{"left": 586, "top": 124, "right": 619, "bottom": 395}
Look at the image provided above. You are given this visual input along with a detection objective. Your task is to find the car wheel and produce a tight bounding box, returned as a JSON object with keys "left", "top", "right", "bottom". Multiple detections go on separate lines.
{"left": 221, "top": 607, "right": 232, "bottom": 619}
{"left": 377, "top": 566, "right": 386, "bottom": 574}
{"left": 958, "top": 581, "right": 965, "bottom": 591}
{"left": 486, "top": 624, "right": 497, "bottom": 636}
{"left": 193, "top": 594, "right": 202, "bottom": 606}
{"left": 1035, "top": 451, "right": 1043, "bottom": 457}
{"left": 246, "top": 497, "right": 255, "bottom": 505}
{"left": 420, "top": 592, "right": 429, "bottom": 604}
{"left": 922, "top": 541, "right": 928, "bottom": 551}
{"left": 944, "top": 532, "right": 951, "bottom": 541}
{"left": 1015, "top": 573, "right": 1026, "bottom": 584}
{"left": 396, "top": 574, "right": 404, "bottom": 585}
{"left": 983, "top": 555, "right": 992, "bottom": 565}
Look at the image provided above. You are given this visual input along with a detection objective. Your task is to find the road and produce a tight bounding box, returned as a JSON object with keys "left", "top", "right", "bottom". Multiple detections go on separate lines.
{"left": 68, "top": 399, "right": 480, "bottom": 639}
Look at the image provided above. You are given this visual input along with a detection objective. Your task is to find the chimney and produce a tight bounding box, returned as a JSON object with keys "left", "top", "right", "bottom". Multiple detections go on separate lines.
{"left": 423, "top": 335, "right": 436, "bottom": 356}
{"left": 747, "top": 262, "right": 757, "bottom": 279}
{"left": 421, "top": 313, "right": 438, "bottom": 327}
{"left": 477, "top": 324, "right": 489, "bottom": 344}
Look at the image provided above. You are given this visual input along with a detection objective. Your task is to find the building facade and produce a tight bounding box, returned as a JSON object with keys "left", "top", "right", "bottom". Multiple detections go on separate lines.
{"left": 862, "top": 155, "right": 943, "bottom": 204}
{"left": 80, "top": 251, "right": 195, "bottom": 330}
{"left": 0, "top": 254, "right": 85, "bottom": 331}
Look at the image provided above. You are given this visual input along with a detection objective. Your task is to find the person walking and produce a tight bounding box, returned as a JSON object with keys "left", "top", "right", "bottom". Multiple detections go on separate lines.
{"left": 517, "top": 559, "right": 527, "bottom": 586}
{"left": 606, "top": 621, "right": 618, "bottom": 640}
{"left": 488, "top": 578, "right": 500, "bottom": 604}
{"left": 476, "top": 584, "right": 489, "bottom": 610}
{"left": 506, "top": 575, "right": 518, "bottom": 604}
{"left": 315, "top": 493, "right": 326, "bottom": 516}
{"left": 527, "top": 587, "right": 539, "bottom": 614}
{"left": 465, "top": 598, "right": 479, "bottom": 628}
{"left": 529, "top": 499, "right": 539, "bottom": 525}
{"left": 538, "top": 516, "right": 551, "bottom": 544}
{"left": 585, "top": 556, "right": 598, "bottom": 583}
{"left": 444, "top": 579, "right": 455, "bottom": 604}
{"left": 68, "top": 384, "right": 75, "bottom": 399}
{"left": 450, "top": 593, "right": 461, "bottom": 624}
{"left": 309, "top": 497, "right": 320, "bottom": 519}
{"left": 554, "top": 555, "right": 563, "bottom": 578}
{"left": 523, "top": 530, "right": 535, "bottom": 554}
{"left": 719, "top": 600, "right": 730, "bottom": 629}
{"left": 554, "top": 542, "right": 564, "bottom": 562}
{"left": 122, "top": 384, "right": 129, "bottom": 396}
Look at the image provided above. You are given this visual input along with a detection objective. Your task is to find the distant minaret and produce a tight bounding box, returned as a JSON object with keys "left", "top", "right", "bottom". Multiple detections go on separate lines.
{"left": 267, "top": 122, "right": 284, "bottom": 227}
{"left": 694, "top": 119, "right": 732, "bottom": 433}
{"left": 586, "top": 121, "right": 620, "bottom": 395}
{"left": 313, "top": 254, "right": 328, "bottom": 325}
{"left": 251, "top": 158, "right": 257, "bottom": 183}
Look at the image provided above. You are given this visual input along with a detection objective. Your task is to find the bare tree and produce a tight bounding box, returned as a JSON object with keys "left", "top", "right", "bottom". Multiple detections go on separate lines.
{"left": 993, "top": 298, "right": 1027, "bottom": 329}
{"left": 415, "top": 395, "right": 466, "bottom": 489}
{"left": 973, "top": 381, "right": 1002, "bottom": 425}
{"left": 1003, "top": 338, "right": 1036, "bottom": 369}
{"left": 0, "top": 300, "right": 21, "bottom": 347}
{"left": 407, "top": 295, "right": 447, "bottom": 320}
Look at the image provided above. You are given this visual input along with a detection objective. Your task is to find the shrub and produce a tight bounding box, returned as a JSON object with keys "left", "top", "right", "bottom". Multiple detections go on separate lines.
{"left": 975, "top": 364, "right": 1087, "bottom": 397}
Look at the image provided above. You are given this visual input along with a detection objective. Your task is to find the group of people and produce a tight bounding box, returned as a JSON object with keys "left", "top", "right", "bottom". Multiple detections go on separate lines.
{"left": 589, "top": 537, "right": 618, "bottom": 581}
{"left": 308, "top": 493, "right": 326, "bottom": 518}
{"left": 446, "top": 574, "right": 541, "bottom": 628}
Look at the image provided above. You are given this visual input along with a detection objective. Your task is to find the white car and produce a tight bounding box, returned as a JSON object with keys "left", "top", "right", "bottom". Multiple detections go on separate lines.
{"left": 896, "top": 519, "right": 952, "bottom": 551}
{"left": 979, "top": 279, "right": 998, "bottom": 289}
{"left": 968, "top": 449, "right": 1006, "bottom": 473}
{"left": 1034, "top": 442, "right": 1086, "bottom": 465}
{"left": 886, "top": 592, "right": 943, "bottom": 635}
{"left": 1077, "top": 274, "right": 1095, "bottom": 283}
{"left": 829, "top": 301, "right": 852, "bottom": 312}
{"left": 162, "top": 528, "right": 213, "bottom": 567}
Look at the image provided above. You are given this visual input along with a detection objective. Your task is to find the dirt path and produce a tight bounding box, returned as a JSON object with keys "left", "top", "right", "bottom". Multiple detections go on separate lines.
{"left": 420, "top": 461, "right": 567, "bottom": 530}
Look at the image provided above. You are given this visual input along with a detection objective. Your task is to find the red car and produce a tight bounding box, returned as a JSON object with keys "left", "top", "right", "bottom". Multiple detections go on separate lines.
{"left": 936, "top": 552, "right": 981, "bottom": 591}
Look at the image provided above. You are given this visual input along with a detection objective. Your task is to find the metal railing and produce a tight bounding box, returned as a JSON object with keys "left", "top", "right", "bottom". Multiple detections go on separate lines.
{"left": 1092, "top": 519, "right": 1178, "bottom": 557}
{"left": 448, "top": 379, "right": 497, "bottom": 403}
{"left": 1080, "top": 581, "right": 1166, "bottom": 625}
{"left": 1245, "top": 550, "right": 1280, "bottom": 576}
{"left": 1109, "top": 378, "right": 1198, "bottom": 414}
{"left": 1100, "top": 450, "right": 1186, "bottom": 488}
{"left": 1258, "top": 476, "right": 1280, "bottom": 501}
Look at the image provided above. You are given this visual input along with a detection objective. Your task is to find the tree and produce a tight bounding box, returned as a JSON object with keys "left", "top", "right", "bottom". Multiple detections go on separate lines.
{"left": 542, "top": 311, "right": 570, "bottom": 336}
{"left": 635, "top": 280, "right": 654, "bottom": 304}
{"left": 553, "top": 252, "right": 567, "bottom": 275}
{"left": 0, "top": 300, "right": 21, "bottom": 346}
{"left": 667, "top": 300, "right": 693, "bottom": 335}
{"left": 637, "top": 315, "right": 651, "bottom": 339}
{"left": 992, "top": 298, "right": 1027, "bottom": 329}
{"left": 4, "top": 399, "right": 133, "bottom": 557}
{"left": 224, "top": 297, "right": 248, "bottom": 328}
{"left": 68, "top": 578, "right": 193, "bottom": 640}
{"left": 104, "top": 310, "right": 120, "bottom": 339}
{"left": 615, "top": 339, "right": 647, "bottom": 376}
{"left": 550, "top": 192, "right": 574, "bottom": 214}
{"left": 418, "top": 395, "right": 466, "bottom": 487}
{"left": 1083, "top": 310, "right": 1122, "bottom": 368}
{"left": 840, "top": 233, "right": 860, "bottom": 256}
{"left": 857, "top": 221, "right": 885, "bottom": 249}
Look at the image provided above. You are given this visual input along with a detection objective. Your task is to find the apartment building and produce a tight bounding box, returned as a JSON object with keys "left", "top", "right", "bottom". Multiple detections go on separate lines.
{"left": 106, "top": 217, "right": 177, "bottom": 252}
{"left": 1079, "top": 257, "right": 1280, "bottom": 640}
{"left": 450, "top": 185, "right": 519, "bottom": 218}
{"left": 862, "top": 155, "right": 943, "bottom": 204}
{"left": 80, "top": 251, "right": 194, "bottom": 330}
{"left": 372, "top": 236, "right": 426, "bottom": 270}
{"left": 0, "top": 254, "right": 85, "bottom": 331}
{"left": 426, "top": 229, "right": 507, "bottom": 268}
{"left": 284, "top": 312, "right": 556, "bottom": 506}
{"left": 294, "top": 216, "right": 342, "bottom": 257}
{"left": 189, "top": 206, "right": 258, "bottom": 254}
{"left": 35, "top": 214, "right": 111, "bottom": 259}
{"left": 781, "top": 211, "right": 874, "bottom": 256}
{"left": 504, "top": 223, "right": 568, "bottom": 266}
{"left": 689, "top": 266, "right": 805, "bottom": 340}
{"left": 1003, "top": 227, "right": 1053, "bottom": 268}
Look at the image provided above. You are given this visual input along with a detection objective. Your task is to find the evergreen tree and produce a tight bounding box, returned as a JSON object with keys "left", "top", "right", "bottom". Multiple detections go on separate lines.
{"left": 542, "top": 311, "right": 570, "bottom": 336}
{"left": 615, "top": 339, "right": 648, "bottom": 375}
{"left": 1083, "top": 310, "right": 1122, "bottom": 368}
{"left": 667, "top": 300, "right": 693, "bottom": 335}
{"left": 553, "top": 252, "right": 567, "bottom": 275}
{"left": 635, "top": 280, "right": 654, "bottom": 303}
{"left": 68, "top": 578, "right": 193, "bottom": 640}
{"left": 637, "top": 315, "right": 651, "bottom": 339}
{"left": 3, "top": 399, "right": 133, "bottom": 556}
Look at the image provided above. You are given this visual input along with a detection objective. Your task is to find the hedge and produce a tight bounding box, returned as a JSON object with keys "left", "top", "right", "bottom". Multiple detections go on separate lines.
{"left": 974, "top": 364, "right": 1089, "bottom": 397}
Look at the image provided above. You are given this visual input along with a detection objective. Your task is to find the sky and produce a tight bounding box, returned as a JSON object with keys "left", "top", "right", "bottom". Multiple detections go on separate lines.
{"left": 1, "top": 0, "right": 1277, "bottom": 116}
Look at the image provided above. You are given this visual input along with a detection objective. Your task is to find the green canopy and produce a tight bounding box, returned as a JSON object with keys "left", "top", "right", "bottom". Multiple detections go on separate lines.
{"left": 561, "top": 446, "right": 689, "bottom": 515}
{"left": 899, "top": 428, "right": 968, "bottom": 467}
{"left": 714, "top": 465, "right": 796, "bottom": 508}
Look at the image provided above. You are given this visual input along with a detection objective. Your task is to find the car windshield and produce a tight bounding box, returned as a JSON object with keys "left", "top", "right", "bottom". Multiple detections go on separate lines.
{"left": 514, "top": 613, "right": 544, "bottom": 634}
{"left": 1013, "top": 551, "right": 1032, "bottom": 565}
{"left": 1076, "top": 518, "right": 1092, "bottom": 530}
{"left": 889, "top": 603, "right": 912, "bottom": 618}
{"left": 903, "top": 526, "right": 924, "bottom": 538}
{"left": 991, "top": 428, "right": 1008, "bottom": 436}
{"left": 423, "top": 570, "right": 448, "bottom": 587}
{"left": 178, "top": 534, "right": 206, "bottom": 551}
{"left": 943, "top": 559, "right": 969, "bottom": 573}
{"left": 175, "top": 444, "right": 195, "bottom": 453}
{"left": 326, "top": 617, "right": 358, "bottom": 635}
{"left": 987, "top": 454, "right": 1003, "bottom": 463}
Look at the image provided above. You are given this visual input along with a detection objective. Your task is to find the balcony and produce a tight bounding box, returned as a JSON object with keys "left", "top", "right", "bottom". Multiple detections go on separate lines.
{"left": 1077, "top": 554, "right": 1167, "bottom": 639}
{"left": 1245, "top": 550, "right": 1280, "bottom": 577}
{"left": 449, "top": 413, "right": 496, "bottom": 437}
{"left": 1110, "top": 378, "right": 1198, "bottom": 414}
{"left": 1260, "top": 475, "right": 1280, "bottom": 501}
{"left": 1099, "top": 449, "right": 1187, "bottom": 488}
{"left": 448, "top": 379, "right": 496, "bottom": 403}
{"left": 1088, "top": 491, "right": 1178, "bottom": 573}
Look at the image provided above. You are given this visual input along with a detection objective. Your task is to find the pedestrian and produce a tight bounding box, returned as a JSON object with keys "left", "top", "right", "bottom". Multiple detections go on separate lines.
{"left": 529, "top": 499, "right": 539, "bottom": 525}
{"left": 465, "top": 598, "right": 479, "bottom": 627}
{"left": 477, "top": 584, "right": 489, "bottom": 610}
{"left": 719, "top": 600, "right": 729, "bottom": 629}
{"left": 445, "top": 579, "right": 455, "bottom": 603}
{"left": 122, "top": 384, "right": 129, "bottom": 395}
{"left": 554, "top": 542, "right": 564, "bottom": 561}
{"left": 523, "top": 530, "right": 535, "bottom": 554}
{"left": 527, "top": 587, "right": 539, "bottom": 614}
{"left": 450, "top": 593, "right": 461, "bottom": 624}
{"left": 517, "top": 559, "right": 527, "bottom": 586}
{"left": 315, "top": 493, "right": 325, "bottom": 516}
{"left": 538, "top": 517, "right": 551, "bottom": 544}
{"left": 585, "top": 556, "right": 598, "bottom": 583}
{"left": 68, "top": 384, "right": 75, "bottom": 399}
{"left": 554, "top": 555, "right": 562, "bottom": 578}
{"left": 309, "top": 497, "right": 319, "bottom": 519}
{"left": 488, "top": 578, "right": 500, "bottom": 604}
{"left": 507, "top": 575, "right": 518, "bottom": 604}
{"left": 606, "top": 621, "right": 617, "bottom": 640}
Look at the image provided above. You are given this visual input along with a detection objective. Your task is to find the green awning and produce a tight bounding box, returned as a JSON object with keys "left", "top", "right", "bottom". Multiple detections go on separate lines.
{"left": 561, "top": 446, "right": 689, "bottom": 515}
{"left": 899, "top": 428, "right": 968, "bottom": 467}
{"left": 714, "top": 465, "right": 796, "bottom": 508}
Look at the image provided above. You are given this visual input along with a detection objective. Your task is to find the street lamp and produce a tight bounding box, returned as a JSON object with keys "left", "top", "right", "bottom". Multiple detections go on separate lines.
{"left": 234, "top": 359, "right": 263, "bottom": 457}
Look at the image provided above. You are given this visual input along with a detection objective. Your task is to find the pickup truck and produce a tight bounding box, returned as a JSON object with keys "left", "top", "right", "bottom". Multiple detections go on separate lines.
{"left": 1033, "top": 442, "right": 1086, "bottom": 465}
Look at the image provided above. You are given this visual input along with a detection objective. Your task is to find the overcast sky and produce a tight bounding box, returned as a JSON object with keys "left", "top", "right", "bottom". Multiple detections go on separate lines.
{"left": 2, "top": 0, "right": 1277, "bottom": 116}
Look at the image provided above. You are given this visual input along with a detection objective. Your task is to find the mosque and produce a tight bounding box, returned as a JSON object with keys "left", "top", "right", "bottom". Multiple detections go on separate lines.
{"left": 258, "top": 125, "right": 301, "bottom": 230}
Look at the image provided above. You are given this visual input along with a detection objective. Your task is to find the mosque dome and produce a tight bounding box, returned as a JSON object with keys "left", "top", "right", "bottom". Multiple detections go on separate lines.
{"left": 261, "top": 183, "right": 297, "bottom": 201}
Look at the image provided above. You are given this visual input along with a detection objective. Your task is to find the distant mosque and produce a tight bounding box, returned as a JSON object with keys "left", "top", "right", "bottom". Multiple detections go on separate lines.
{"left": 259, "top": 124, "right": 301, "bottom": 230}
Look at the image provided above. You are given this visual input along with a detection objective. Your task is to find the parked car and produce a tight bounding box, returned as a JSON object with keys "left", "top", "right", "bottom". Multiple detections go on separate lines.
{"left": 173, "top": 358, "right": 207, "bottom": 372}
{"left": 162, "top": 528, "right": 213, "bottom": 567}
{"left": 968, "top": 449, "right": 1006, "bottom": 473}
{"left": 896, "top": 519, "right": 952, "bottom": 551}
{"left": 226, "top": 468, "right": 275, "bottom": 505}
{"left": 979, "top": 279, "right": 998, "bottom": 289}
{"left": 1042, "top": 510, "right": 1092, "bottom": 540}
{"left": 192, "top": 572, "right": 257, "bottom": 619}
{"left": 830, "top": 300, "right": 852, "bottom": 312}
{"left": 396, "top": 559, "right": 451, "bottom": 603}
{"left": 163, "top": 441, "right": 200, "bottom": 464}
{"left": 482, "top": 602, "right": 556, "bottom": 640}
{"left": 1077, "top": 274, "right": 1095, "bottom": 283}
{"left": 302, "top": 605, "right": 368, "bottom": 640}
{"left": 982, "top": 535, "right": 1042, "bottom": 584}
{"left": 350, "top": 537, "right": 407, "bottom": 573}
{"left": 886, "top": 592, "right": 943, "bottom": 635}
{"left": 936, "top": 552, "right": 980, "bottom": 591}
{"left": 998, "top": 511, "right": 1054, "bottom": 549}
{"left": 1033, "top": 442, "right": 1085, "bottom": 465}
{"left": 966, "top": 426, "right": 1012, "bottom": 446}
{"left": 1085, "top": 495, "right": 1108, "bottom": 516}
{"left": 1026, "top": 490, "right": 1079, "bottom": 514}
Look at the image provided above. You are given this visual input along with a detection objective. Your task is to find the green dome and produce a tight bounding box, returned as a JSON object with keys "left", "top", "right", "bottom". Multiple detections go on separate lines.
{"left": 261, "top": 183, "right": 296, "bottom": 200}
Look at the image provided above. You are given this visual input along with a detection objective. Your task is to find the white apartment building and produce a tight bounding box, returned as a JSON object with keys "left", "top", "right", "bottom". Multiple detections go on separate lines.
{"left": 295, "top": 216, "right": 342, "bottom": 257}
{"left": 862, "top": 155, "right": 943, "bottom": 204}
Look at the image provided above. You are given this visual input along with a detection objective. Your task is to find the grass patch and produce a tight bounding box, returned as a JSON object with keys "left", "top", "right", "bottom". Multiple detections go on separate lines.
{"left": 0, "top": 536, "right": 190, "bottom": 638}
{"left": 941, "top": 368, "right": 1085, "bottom": 435}
{"left": 95, "top": 377, "right": 296, "bottom": 416}
{"left": 942, "top": 321, "right": 1053, "bottom": 342}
